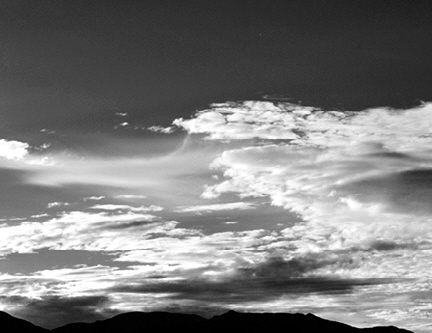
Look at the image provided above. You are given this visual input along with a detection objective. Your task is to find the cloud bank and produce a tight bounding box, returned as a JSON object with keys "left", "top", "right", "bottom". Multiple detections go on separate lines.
{"left": 170, "top": 101, "right": 432, "bottom": 331}
{"left": 2, "top": 100, "right": 432, "bottom": 332}
{"left": 174, "top": 101, "right": 432, "bottom": 252}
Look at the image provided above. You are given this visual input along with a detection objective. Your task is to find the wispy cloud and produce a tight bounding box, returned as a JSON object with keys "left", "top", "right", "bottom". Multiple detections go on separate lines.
{"left": 91, "top": 204, "right": 163, "bottom": 212}
{"left": 175, "top": 202, "right": 256, "bottom": 213}
{"left": 147, "top": 125, "right": 176, "bottom": 134}
{"left": 0, "top": 210, "right": 163, "bottom": 254}
{"left": 115, "top": 194, "right": 147, "bottom": 199}
{"left": 84, "top": 196, "right": 106, "bottom": 201}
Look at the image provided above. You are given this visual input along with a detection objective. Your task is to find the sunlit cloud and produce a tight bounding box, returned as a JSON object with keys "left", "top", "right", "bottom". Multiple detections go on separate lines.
{"left": 115, "top": 194, "right": 147, "bottom": 199}
{"left": 174, "top": 102, "right": 432, "bottom": 253}
{"left": 174, "top": 202, "right": 256, "bottom": 213}
{"left": 0, "top": 139, "right": 29, "bottom": 160}
{"left": 84, "top": 196, "right": 106, "bottom": 201}
{"left": 47, "top": 202, "right": 70, "bottom": 208}
{"left": 147, "top": 126, "right": 176, "bottom": 134}
{"left": 167, "top": 101, "right": 432, "bottom": 331}
{"left": 0, "top": 210, "right": 163, "bottom": 254}
{"left": 173, "top": 101, "right": 316, "bottom": 140}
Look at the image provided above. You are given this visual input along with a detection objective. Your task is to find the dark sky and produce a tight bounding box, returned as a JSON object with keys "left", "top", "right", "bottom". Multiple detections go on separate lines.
{"left": 1, "top": 0, "right": 431, "bottom": 138}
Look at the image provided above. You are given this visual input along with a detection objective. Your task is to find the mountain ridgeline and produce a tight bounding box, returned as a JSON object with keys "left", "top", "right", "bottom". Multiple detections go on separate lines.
{"left": 0, "top": 310, "right": 414, "bottom": 333}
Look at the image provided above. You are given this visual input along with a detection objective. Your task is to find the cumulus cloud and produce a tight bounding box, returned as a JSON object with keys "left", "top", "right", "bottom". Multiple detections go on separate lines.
{"left": 0, "top": 139, "right": 29, "bottom": 160}
{"left": 173, "top": 101, "right": 317, "bottom": 140}
{"left": 174, "top": 102, "right": 432, "bottom": 252}
{"left": 166, "top": 100, "right": 432, "bottom": 323}
{"left": 174, "top": 101, "right": 432, "bottom": 153}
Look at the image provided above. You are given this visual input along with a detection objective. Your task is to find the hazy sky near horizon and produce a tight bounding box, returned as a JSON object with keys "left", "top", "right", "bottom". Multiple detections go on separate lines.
{"left": 1, "top": 1, "right": 432, "bottom": 332}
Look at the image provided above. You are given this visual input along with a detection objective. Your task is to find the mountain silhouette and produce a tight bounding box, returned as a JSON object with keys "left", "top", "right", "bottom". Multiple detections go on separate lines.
{"left": 52, "top": 312, "right": 206, "bottom": 333}
{"left": 206, "top": 311, "right": 413, "bottom": 333}
{"left": 0, "top": 311, "right": 48, "bottom": 333}
{"left": 0, "top": 310, "right": 414, "bottom": 332}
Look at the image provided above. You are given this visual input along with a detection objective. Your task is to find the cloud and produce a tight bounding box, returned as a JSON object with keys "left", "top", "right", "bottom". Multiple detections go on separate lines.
{"left": 238, "top": 256, "right": 328, "bottom": 279}
{"left": 0, "top": 137, "right": 55, "bottom": 167}
{"left": 0, "top": 139, "right": 29, "bottom": 160}
{"left": 49, "top": 210, "right": 158, "bottom": 224}
{"left": 6, "top": 295, "right": 115, "bottom": 329}
{"left": 173, "top": 102, "right": 432, "bottom": 254}
{"left": 115, "top": 194, "right": 147, "bottom": 199}
{"left": 47, "top": 201, "right": 69, "bottom": 208}
{"left": 165, "top": 101, "right": 432, "bottom": 329}
{"left": 147, "top": 125, "right": 176, "bottom": 134}
{"left": 2, "top": 100, "right": 432, "bottom": 332}
{"left": 173, "top": 101, "right": 316, "bottom": 140}
{"left": 175, "top": 202, "right": 256, "bottom": 213}
{"left": 21, "top": 137, "right": 219, "bottom": 207}
{"left": 115, "top": 122, "right": 129, "bottom": 128}
{"left": 339, "top": 168, "right": 432, "bottom": 215}
{"left": 111, "top": 255, "right": 394, "bottom": 304}
{"left": 84, "top": 196, "right": 106, "bottom": 201}
{"left": 174, "top": 101, "right": 432, "bottom": 152}
{"left": 0, "top": 210, "right": 164, "bottom": 254}
{"left": 90, "top": 204, "right": 163, "bottom": 212}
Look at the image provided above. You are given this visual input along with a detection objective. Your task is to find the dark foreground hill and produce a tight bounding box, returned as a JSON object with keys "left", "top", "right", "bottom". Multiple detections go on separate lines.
{"left": 0, "top": 311, "right": 47, "bottom": 333}
{"left": 0, "top": 310, "right": 414, "bottom": 333}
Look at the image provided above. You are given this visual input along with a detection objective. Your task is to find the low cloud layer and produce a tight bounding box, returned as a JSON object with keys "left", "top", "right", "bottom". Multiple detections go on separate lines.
{"left": 111, "top": 255, "right": 394, "bottom": 303}
{"left": 3, "top": 295, "right": 116, "bottom": 329}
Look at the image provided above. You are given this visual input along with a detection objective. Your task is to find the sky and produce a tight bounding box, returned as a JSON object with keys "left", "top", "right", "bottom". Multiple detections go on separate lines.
{"left": 0, "top": 0, "right": 432, "bottom": 331}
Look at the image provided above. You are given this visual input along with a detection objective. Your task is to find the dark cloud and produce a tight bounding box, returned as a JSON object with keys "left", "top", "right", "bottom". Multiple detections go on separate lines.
{"left": 111, "top": 256, "right": 395, "bottom": 305}
{"left": 112, "top": 276, "right": 393, "bottom": 304}
{"left": 8, "top": 295, "right": 117, "bottom": 329}
{"left": 367, "top": 240, "right": 416, "bottom": 252}
{"left": 238, "top": 256, "right": 328, "bottom": 279}
{"left": 102, "top": 220, "right": 159, "bottom": 230}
